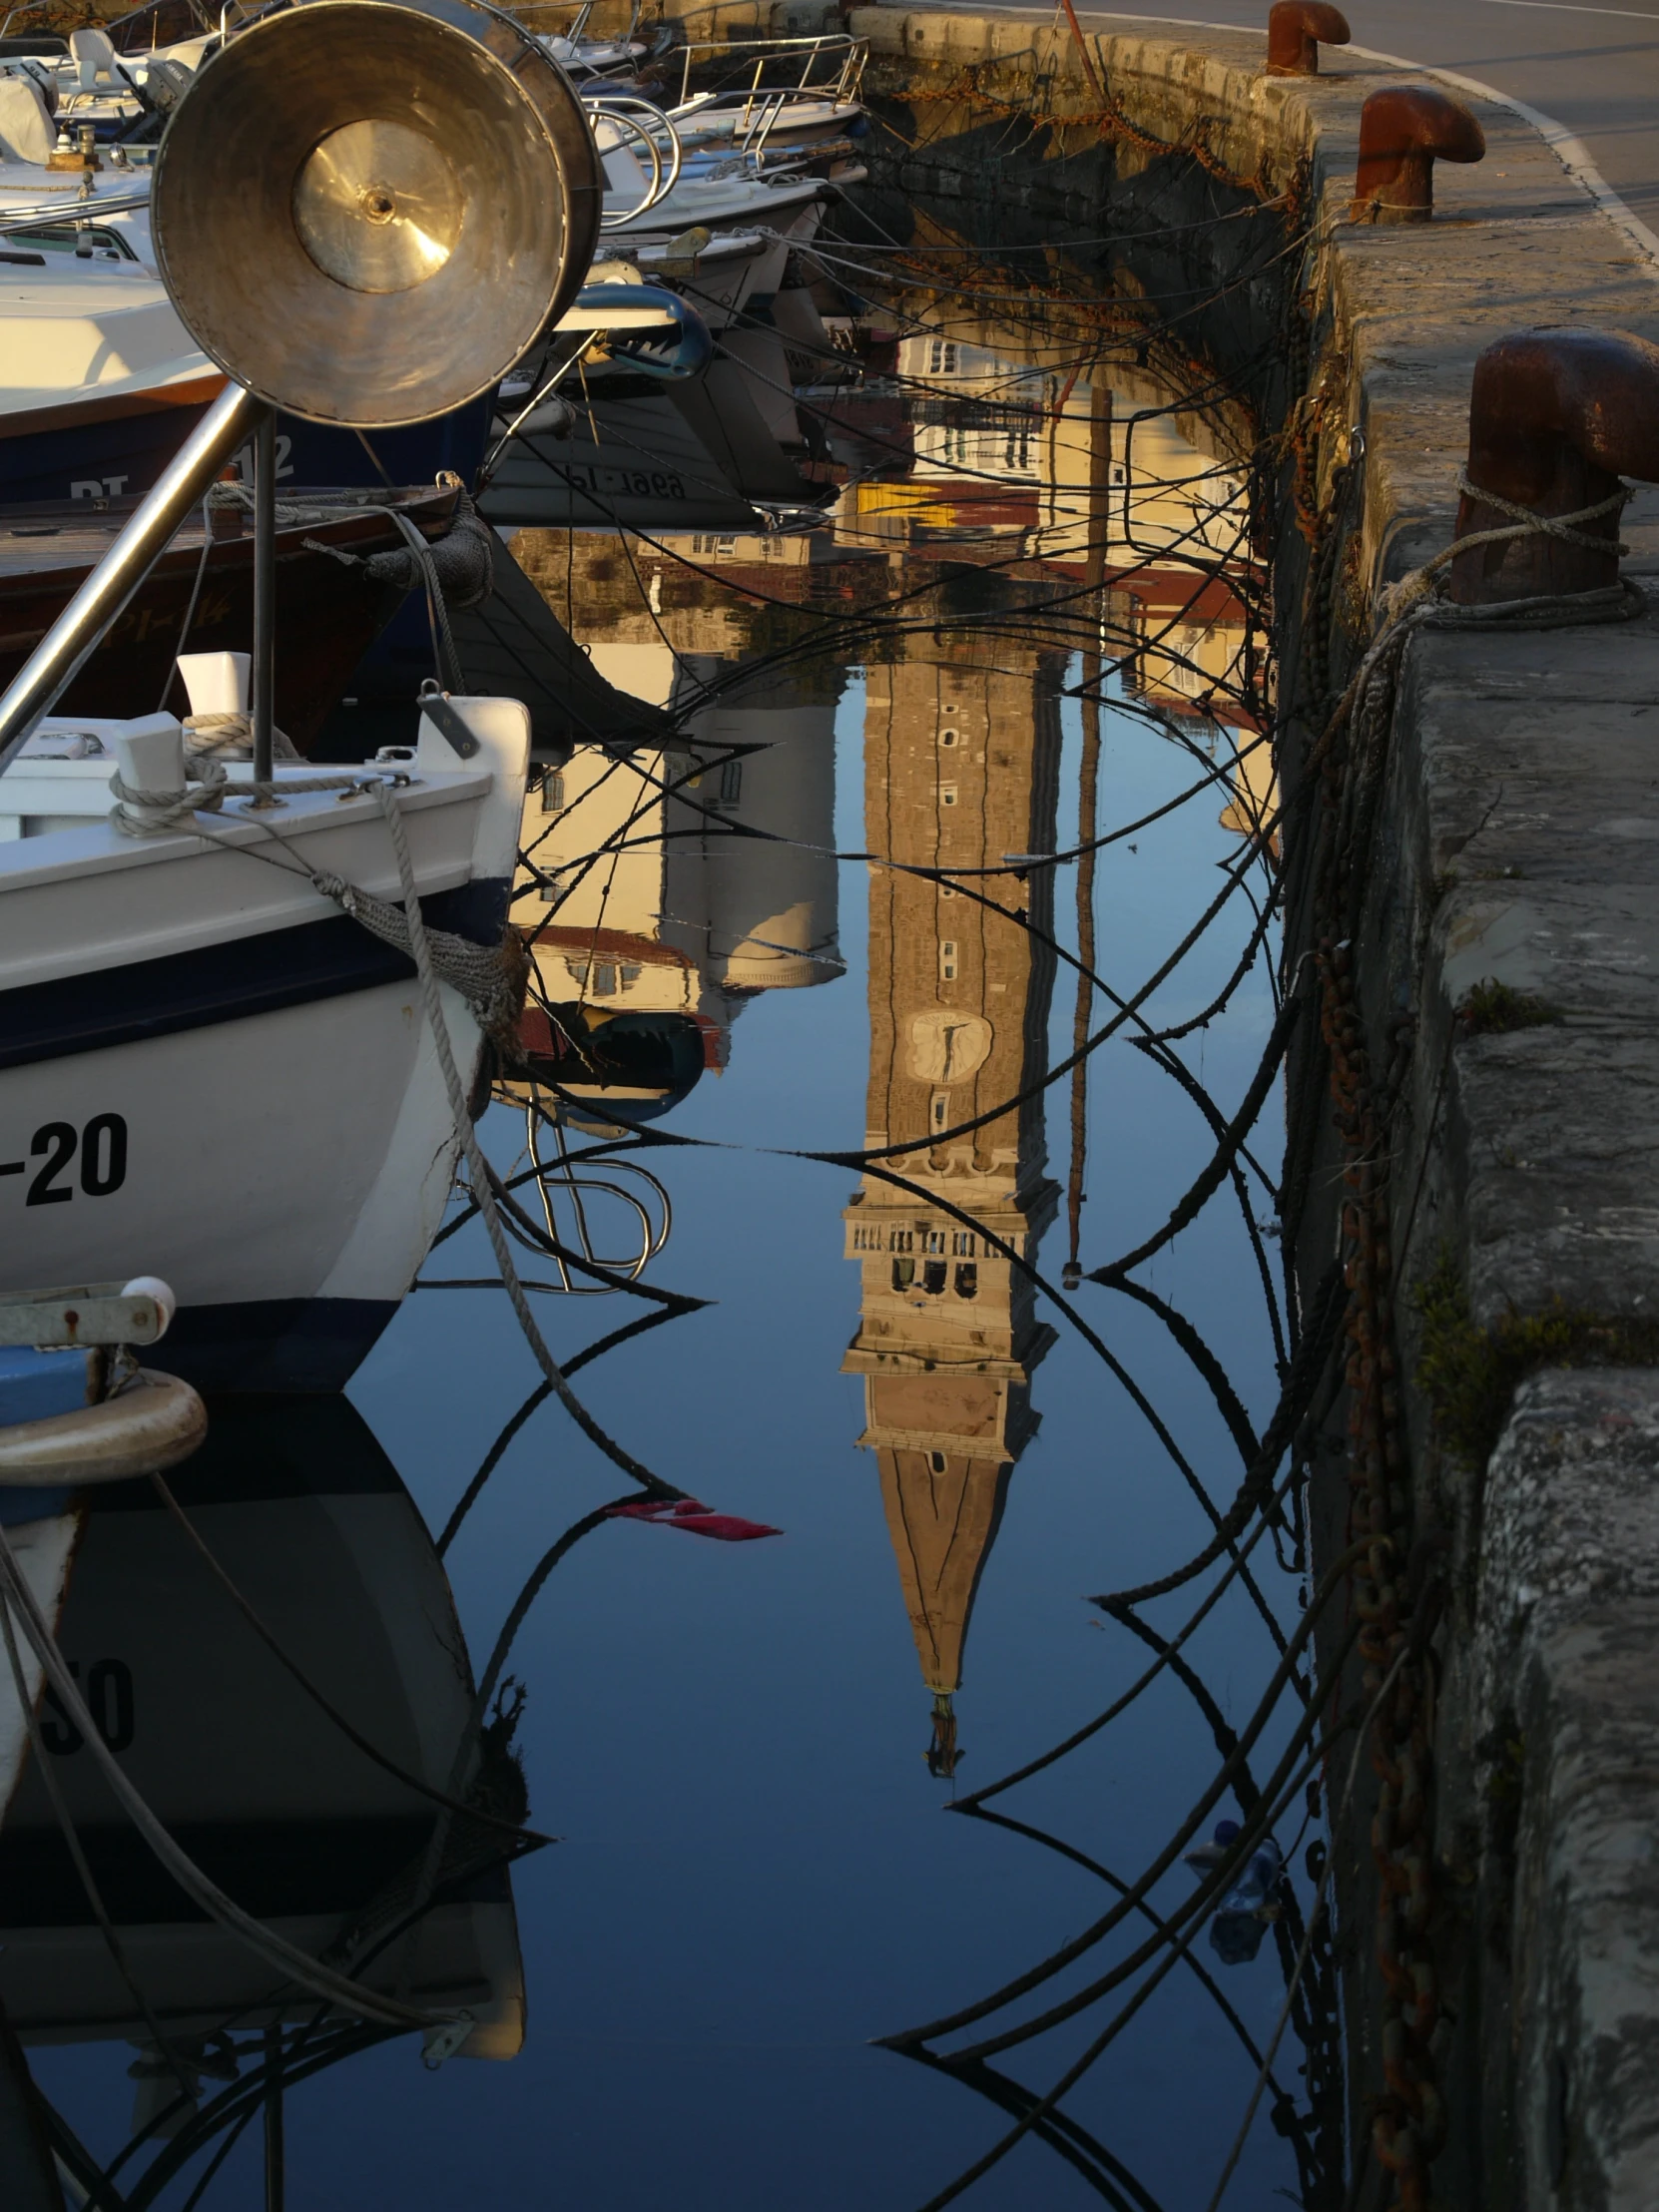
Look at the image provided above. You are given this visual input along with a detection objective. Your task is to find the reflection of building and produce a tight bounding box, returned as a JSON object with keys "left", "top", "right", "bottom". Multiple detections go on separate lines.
{"left": 842, "top": 642, "right": 1061, "bottom": 1776}
{"left": 0, "top": 1399, "right": 526, "bottom": 2132}
{"left": 516, "top": 657, "right": 842, "bottom": 1120}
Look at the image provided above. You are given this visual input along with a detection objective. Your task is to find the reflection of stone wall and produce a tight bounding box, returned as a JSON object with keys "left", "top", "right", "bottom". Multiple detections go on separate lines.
{"left": 843, "top": 643, "right": 1062, "bottom": 1754}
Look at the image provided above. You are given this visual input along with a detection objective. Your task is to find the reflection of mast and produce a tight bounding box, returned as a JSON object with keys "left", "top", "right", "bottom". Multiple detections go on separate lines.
{"left": 1065, "top": 380, "right": 1111, "bottom": 1291}
{"left": 842, "top": 644, "right": 1061, "bottom": 1777}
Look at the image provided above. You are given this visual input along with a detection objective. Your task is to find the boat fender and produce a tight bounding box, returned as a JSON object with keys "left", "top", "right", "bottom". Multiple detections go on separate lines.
{"left": 349, "top": 487, "right": 495, "bottom": 612}
{"left": 0, "top": 1370, "right": 207, "bottom": 1487}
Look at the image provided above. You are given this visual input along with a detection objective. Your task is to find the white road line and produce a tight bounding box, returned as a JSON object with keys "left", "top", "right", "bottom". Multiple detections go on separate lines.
{"left": 1472, "top": 2, "right": 1659, "bottom": 24}
{"left": 901, "top": 3, "right": 1659, "bottom": 272}
{"left": 1344, "top": 43, "right": 1659, "bottom": 269}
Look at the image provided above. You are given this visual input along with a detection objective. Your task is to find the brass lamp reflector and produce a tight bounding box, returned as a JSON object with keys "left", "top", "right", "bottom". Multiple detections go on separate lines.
{"left": 152, "top": 0, "right": 599, "bottom": 428}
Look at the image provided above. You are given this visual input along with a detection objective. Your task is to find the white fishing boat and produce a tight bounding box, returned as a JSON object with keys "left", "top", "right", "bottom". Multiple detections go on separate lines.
{"left": 0, "top": 48, "right": 162, "bottom": 262}
{"left": 0, "top": 0, "right": 606, "bottom": 1385}
{"left": 0, "top": 688, "right": 528, "bottom": 1389}
{"left": 597, "top": 120, "right": 855, "bottom": 246}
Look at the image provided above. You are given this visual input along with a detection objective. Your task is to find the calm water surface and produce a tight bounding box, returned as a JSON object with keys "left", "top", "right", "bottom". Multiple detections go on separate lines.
{"left": 23, "top": 225, "right": 1339, "bottom": 2210}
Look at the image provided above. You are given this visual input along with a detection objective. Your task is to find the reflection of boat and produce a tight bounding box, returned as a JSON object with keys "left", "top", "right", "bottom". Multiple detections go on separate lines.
{"left": 515, "top": 659, "right": 842, "bottom": 1117}
{"left": 0, "top": 1394, "right": 526, "bottom": 2079}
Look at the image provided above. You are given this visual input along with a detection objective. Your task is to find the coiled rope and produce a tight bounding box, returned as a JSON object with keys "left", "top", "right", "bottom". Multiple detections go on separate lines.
{"left": 183, "top": 710, "right": 302, "bottom": 768}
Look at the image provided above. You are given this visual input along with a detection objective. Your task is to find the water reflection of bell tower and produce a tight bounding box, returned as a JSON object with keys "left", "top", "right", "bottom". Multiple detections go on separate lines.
{"left": 842, "top": 646, "right": 1061, "bottom": 1777}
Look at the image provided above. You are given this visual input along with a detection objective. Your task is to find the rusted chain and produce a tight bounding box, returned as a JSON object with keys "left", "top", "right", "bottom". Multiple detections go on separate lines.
{"left": 1295, "top": 572, "right": 1444, "bottom": 2206}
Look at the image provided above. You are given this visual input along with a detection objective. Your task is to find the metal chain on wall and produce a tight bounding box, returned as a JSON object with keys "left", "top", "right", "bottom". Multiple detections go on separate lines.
{"left": 1284, "top": 453, "right": 1445, "bottom": 2211}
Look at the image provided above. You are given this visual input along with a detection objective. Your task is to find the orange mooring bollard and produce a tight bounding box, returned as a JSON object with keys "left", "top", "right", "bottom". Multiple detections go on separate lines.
{"left": 1351, "top": 86, "right": 1483, "bottom": 222}
{"left": 1450, "top": 326, "right": 1659, "bottom": 602}
{"left": 1266, "top": 1, "right": 1351, "bottom": 76}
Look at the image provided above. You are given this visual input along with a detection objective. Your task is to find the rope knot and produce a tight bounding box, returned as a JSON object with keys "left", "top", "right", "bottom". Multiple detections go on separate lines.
{"left": 1454, "top": 469, "right": 1630, "bottom": 556}
{"left": 108, "top": 757, "right": 230, "bottom": 838}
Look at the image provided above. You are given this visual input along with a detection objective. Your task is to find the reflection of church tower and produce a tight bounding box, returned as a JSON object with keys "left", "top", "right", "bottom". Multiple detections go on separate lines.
{"left": 842, "top": 644, "right": 1062, "bottom": 1776}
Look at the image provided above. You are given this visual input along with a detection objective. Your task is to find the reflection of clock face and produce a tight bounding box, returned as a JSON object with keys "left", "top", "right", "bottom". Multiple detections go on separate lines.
{"left": 906, "top": 1009, "right": 993, "bottom": 1084}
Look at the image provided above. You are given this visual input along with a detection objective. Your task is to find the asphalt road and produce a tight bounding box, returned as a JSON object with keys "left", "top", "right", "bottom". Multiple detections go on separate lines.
{"left": 993, "top": 0, "right": 1659, "bottom": 223}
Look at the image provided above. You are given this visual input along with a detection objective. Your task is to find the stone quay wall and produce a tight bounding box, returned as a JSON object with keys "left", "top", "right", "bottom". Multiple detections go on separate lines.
{"left": 810, "top": 8, "right": 1659, "bottom": 2205}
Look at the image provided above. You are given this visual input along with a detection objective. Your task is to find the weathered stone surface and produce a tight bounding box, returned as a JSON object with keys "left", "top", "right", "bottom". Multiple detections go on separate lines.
{"left": 1477, "top": 1373, "right": 1659, "bottom": 2210}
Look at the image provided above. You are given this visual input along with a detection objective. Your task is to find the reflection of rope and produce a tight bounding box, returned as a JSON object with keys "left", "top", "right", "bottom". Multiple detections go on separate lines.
{"left": 374, "top": 779, "right": 675, "bottom": 1495}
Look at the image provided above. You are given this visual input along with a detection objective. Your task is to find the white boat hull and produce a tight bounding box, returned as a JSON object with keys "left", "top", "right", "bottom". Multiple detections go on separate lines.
{"left": 0, "top": 701, "right": 529, "bottom": 1389}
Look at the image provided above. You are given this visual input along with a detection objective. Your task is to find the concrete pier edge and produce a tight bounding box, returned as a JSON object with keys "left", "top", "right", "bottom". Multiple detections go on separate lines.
{"left": 763, "top": 7, "right": 1659, "bottom": 2202}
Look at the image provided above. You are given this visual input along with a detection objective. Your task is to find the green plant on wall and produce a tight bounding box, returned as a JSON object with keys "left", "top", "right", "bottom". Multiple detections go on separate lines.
{"left": 1413, "top": 1244, "right": 1659, "bottom": 1465}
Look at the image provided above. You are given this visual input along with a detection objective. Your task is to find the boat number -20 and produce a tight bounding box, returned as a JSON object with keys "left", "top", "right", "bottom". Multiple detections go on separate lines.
{"left": 0, "top": 1114, "right": 129, "bottom": 1206}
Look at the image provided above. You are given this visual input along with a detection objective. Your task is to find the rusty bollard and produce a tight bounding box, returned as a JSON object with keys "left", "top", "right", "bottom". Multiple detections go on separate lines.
{"left": 1351, "top": 86, "right": 1483, "bottom": 222}
{"left": 1266, "top": 1, "right": 1351, "bottom": 76}
{"left": 1450, "top": 326, "right": 1659, "bottom": 602}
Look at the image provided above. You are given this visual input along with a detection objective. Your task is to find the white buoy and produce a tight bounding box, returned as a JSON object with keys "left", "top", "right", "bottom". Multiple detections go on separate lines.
{"left": 120, "top": 1277, "right": 178, "bottom": 1339}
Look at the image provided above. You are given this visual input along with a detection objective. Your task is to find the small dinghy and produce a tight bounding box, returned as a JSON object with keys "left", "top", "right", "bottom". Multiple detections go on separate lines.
{"left": 0, "top": 1274, "right": 205, "bottom": 1871}
{"left": 0, "top": 483, "right": 472, "bottom": 748}
{"left": 0, "top": 1277, "right": 205, "bottom": 1510}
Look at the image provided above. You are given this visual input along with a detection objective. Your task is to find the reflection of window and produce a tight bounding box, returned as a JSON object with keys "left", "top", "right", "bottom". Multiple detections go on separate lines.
{"left": 939, "top": 784, "right": 958, "bottom": 808}
{"left": 929, "top": 1449, "right": 948, "bottom": 1475}
{"left": 952, "top": 1232, "right": 975, "bottom": 1257}
{"left": 923, "top": 1229, "right": 946, "bottom": 1254}
{"left": 938, "top": 881, "right": 956, "bottom": 899}
{"left": 922, "top": 1260, "right": 947, "bottom": 1296}
{"left": 954, "top": 1263, "right": 978, "bottom": 1300}
{"left": 888, "top": 1229, "right": 913, "bottom": 1253}
{"left": 539, "top": 771, "right": 565, "bottom": 813}
{"left": 926, "top": 339, "right": 958, "bottom": 375}
{"left": 568, "top": 959, "right": 642, "bottom": 997}
{"left": 930, "top": 1090, "right": 950, "bottom": 1132}
{"left": 891, "top": 1257, "right": 914, "bottom": 1291}
{"left": 720, "top": 759, "right": 743, "bottom": 805}
{"left": 939, "top": 727, "right": 958, "bottom": 747}
{"left": 940, "top": 941, "right": 958, "bottom": 981}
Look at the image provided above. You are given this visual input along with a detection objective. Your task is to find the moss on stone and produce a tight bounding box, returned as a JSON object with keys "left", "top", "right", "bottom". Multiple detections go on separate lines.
{"left": 1412, "top": 1245, "right": 1659, "bottom": 1466}
{"left": 1457, "top": 977, "right": 1557, "bottom": 1036}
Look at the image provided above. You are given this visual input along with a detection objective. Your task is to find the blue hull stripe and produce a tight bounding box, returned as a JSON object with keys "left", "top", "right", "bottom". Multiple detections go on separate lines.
{"left": 0, "top": 879, "right": 509, "bottom": 1072}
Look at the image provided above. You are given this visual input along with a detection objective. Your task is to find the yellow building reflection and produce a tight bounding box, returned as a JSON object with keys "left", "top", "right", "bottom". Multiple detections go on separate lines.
{"left": 514, "top": 656, "right": 842, "bottom": 1121}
